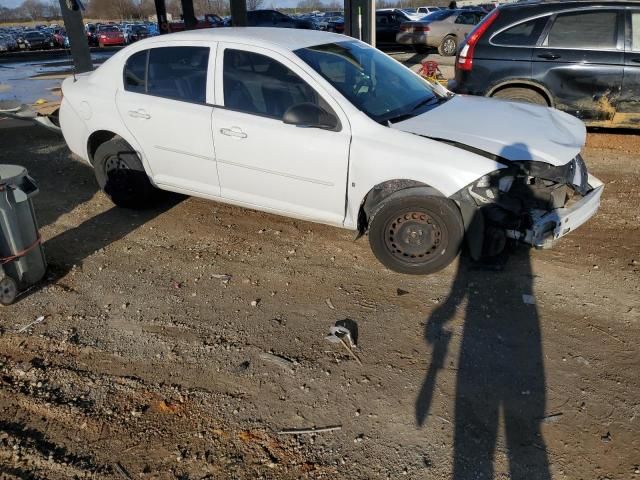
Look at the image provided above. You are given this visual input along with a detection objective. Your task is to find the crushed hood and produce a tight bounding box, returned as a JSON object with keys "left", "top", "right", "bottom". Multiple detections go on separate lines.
{"left": 391, "top": 95, "right": 586, "bottom": 166}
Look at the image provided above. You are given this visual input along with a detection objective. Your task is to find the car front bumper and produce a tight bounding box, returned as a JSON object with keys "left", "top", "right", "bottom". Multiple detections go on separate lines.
{"left": 507, "top": 174, "right": 604, "bottom": 249}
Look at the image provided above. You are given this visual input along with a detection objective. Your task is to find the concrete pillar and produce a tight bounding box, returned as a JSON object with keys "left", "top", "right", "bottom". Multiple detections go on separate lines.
{"left": 58, "top": 0, "right": 92, "bottom": 73}
{"left": 230, "top": 0, "right": 248, "bottom": 27}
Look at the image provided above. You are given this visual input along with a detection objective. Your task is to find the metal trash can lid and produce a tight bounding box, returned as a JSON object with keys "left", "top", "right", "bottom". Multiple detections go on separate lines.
{"left": 0, "top": 165, "right": 27, "bottom": 187}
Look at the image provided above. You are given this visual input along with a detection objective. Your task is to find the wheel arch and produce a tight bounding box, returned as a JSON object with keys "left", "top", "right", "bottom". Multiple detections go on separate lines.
{"left": 356, "top": 180, "right": 446, "bottom": 237}
{"left": 87, "top": 130, "right": 118, "bottom": 165}
{"left": 487, "top": 80, "right": 554, "bottom": 107}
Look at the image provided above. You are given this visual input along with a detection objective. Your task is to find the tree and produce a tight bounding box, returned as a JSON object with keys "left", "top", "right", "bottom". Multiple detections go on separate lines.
{"left": 246, "top": 0, "right": 264, "bottom": 11}
{"left": 21, "top": 0, "right": 47, "bottom": 20}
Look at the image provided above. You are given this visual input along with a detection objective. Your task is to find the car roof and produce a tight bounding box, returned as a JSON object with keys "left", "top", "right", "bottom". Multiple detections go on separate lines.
{"left": 145, "top": 27, "right": 350, "bottom": 50}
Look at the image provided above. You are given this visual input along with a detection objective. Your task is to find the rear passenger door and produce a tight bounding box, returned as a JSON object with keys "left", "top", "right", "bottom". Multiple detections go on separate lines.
{"left": 532, "top": 8, "right": 624, "bottom": 123}
{"left": 212, "top": 44, "right": 351, "bottom": 225}
{"left": 116, "top": 43, "right": 220, "bottom": 196}
{"left": 618, "top": 9, "right": 640, "bottom": 124}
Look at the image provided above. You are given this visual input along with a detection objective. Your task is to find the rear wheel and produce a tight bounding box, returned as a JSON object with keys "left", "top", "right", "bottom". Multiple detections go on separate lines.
{"left": 93, "top": 138, "right": 158, "bottom": 209}
{"left": 438, "top": 35, "right": 457, "bottom": 56}
{"left": 492, "top": 87, "right": 549, "bottom": 106}
{"left": 368, "top": 194, "right": 464, "bottom": 275}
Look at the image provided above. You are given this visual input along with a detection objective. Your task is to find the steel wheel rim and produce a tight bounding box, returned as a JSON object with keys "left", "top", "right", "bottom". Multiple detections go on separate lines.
{"left": 383, "top": 210, "right": 447, "bottom": 265}
{"left": 443, "top": 38, "right": 456, "bottom": 55}
{"left": 104, "top": 154, "right": 130, "bottom": 173}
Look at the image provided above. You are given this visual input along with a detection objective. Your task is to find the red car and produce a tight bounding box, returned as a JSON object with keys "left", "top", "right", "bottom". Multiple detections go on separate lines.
{"left": 97, "top": 25, "right": 125, "bottom": 47}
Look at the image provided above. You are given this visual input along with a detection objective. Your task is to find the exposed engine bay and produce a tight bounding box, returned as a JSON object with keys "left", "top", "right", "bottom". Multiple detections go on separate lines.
{"left": 453, "top": 155, "right": 603, "bottom": 258}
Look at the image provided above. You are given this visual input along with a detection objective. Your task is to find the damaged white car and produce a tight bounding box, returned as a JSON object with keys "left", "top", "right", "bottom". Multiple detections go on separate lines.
{"left": 59, "top": 28, "right": 603, "bottom": 274}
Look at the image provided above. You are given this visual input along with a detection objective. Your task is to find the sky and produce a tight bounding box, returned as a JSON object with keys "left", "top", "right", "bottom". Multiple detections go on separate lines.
{"left": 0, "top": 0, "right": 23, "bottom": 6}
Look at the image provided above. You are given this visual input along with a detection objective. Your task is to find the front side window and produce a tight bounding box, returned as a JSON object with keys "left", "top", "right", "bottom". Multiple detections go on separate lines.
{"left": 295, "top": 40, "right": 444, "bottom": 123}
{"left": 544, "top": 10, "right": 618, "bottom": 50}
{"left": 223, "top": 49, "right": 320, "bottom": 119}
{"left": 147, "top": 46, "right": 209, "bottom": 102}
{"left": 492, "top": 17, "right": 548, "bottom": 46}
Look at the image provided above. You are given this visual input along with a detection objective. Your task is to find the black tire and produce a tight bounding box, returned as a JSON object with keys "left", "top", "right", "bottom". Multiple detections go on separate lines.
{"left": 438, "top": 35, "right": 457, "bottom": 56}
{"left": 412, "top": 44, "right": 430, "bottom": 55}
{"left": 368, "top": 194, "right": 464, "bottom": 275}
{"left": 93, "top": 138, "right": 158, "bottom": 209}
{"left": 0, "top": 276, "right": 18, "bottom": 306}
{"left": 492, "top": 87, "right": 549, "bottom": 106}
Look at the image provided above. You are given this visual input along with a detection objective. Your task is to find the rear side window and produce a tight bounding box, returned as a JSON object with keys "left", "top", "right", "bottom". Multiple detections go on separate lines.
{"left": 544, "top": 11, "right": 618, "bottom": 49}
{"left": 223, "top": 49, "right": 320, "bottom": 119}
{"left": 147, "top": 47, "right": 209, "bottom": 102}
{"left": 124, "top": 50, "right": 147, "bottom": 93}
{"left": 492, "top": 17, "right": 548, "bottom": 46}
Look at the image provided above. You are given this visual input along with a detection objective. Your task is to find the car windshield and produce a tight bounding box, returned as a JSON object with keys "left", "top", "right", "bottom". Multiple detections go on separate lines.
{"left": 295, "top": 40, "right": 446, "bottom": 124}
{"left": 99, "top": 26, "right": 120, "bottom": 32}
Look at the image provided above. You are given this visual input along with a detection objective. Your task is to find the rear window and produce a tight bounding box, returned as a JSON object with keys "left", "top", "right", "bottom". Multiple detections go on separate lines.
{"left": 544, "top": 10, "right": 618, "bottom": 50}
{"left": 147, "top": 47, "right": 209, "bottom": 103}
{"left": 123, "top": 46, "right": 209, "bottom": 103}
{"left": 492, "top": 16, "right": 548, "bottom": 46}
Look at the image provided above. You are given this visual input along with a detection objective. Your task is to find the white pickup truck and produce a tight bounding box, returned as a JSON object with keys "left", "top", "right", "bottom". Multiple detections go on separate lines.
{"left": 59, "top": 28, "right": 603, "bottom": 274}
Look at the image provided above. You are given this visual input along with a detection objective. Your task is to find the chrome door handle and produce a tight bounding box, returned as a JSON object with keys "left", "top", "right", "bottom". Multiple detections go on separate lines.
{"left": 128, "top": 109, "right": 151, "bottom": 119}
{"left": 220, "top": 127, "right": 247, "bottom": 139}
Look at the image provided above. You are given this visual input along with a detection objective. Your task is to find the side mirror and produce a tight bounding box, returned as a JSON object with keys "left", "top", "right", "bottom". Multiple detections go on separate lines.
{"left": 282, "top": 103, "right": 339, "bottom": 130}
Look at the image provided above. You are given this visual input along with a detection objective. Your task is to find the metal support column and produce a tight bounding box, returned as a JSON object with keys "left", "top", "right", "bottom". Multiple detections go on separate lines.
{"left": 58, "top": 0, "right": 92, "bottom": 73}
{"left": 344, "top": 0, "right": 376, "bottom": 46}
{"left": 154, "top": 0, "right": 170, "bottom": 35}
{"left": 180, "top": 0, "right": 198, "bottom": 30}
{"left": 229, "top": 0, "right": 248, "bottom": 27}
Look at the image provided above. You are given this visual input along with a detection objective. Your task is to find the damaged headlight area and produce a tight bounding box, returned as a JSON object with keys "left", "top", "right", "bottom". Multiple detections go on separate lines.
{"left": 453, "top": 155, "right": 603, "bottom": 258}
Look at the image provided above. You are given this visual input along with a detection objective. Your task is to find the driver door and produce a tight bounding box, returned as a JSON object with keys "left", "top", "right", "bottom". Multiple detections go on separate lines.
{"left": 212, "top": 44, "right": 351, "bottom": 225}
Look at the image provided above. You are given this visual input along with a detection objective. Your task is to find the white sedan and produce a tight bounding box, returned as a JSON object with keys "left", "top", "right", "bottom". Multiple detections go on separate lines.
{"left": 59, "top": 28, "right": 603, "bottom": 274}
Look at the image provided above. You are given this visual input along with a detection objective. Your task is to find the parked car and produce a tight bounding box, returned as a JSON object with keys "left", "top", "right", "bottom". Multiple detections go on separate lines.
{"left": 97, "top": 25, "right": 125, "bottom": 47}
{"left": 59, "top": 28, "right": 603, "bottom": 275}
{"left": 417, "top": 6, "right": 443, "bottom": 15}
{"left": 0, "top": 34, "right": 17, "bottom": 51}
{"left": 17, "top": 31, "right": 54, "bottom": 50}
{"left": 397, "top": 8, "right": 485, "bottom": 55}
{"left": 453, "top": 1, "right": 640, "bottom": 128}
{"left": 244, "top": 10, "right": 316, "bottom": 29}
{"left": 376, "top": 9, "right": 413, "bottom": 44}
{"left": 52, "top": 27, "right": 66, "bottom": 47}
{"left": 326, "top": 17, "right": 344, "bottom": 33}
{"left": 86, "top": 23, "right": 98, "bottom": 46}
{"left": 128, "top": 25, "right": 150, "bottom": 43}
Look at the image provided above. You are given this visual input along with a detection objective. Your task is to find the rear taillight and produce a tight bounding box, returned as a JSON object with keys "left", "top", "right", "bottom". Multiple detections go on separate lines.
{"left": 414, "top": 25, "right": 430, "bottom": 33}
{"left": 458, "top": 8, "right": 499, "bottom": 72}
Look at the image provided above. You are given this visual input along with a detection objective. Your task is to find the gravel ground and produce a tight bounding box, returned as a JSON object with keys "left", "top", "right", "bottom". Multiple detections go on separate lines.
{"left": 0, "top": 121, "right": 638, "bottom": 479}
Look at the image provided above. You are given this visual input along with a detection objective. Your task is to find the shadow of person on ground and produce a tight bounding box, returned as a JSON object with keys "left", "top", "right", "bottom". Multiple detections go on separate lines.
{"left": 416, "top": 142, "right": 553, "bottom": 479}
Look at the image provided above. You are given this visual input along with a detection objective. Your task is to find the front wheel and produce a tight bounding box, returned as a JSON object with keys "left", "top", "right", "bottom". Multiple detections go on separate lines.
{"left": 368, "top": 194, "right": 464, "bottom": 275}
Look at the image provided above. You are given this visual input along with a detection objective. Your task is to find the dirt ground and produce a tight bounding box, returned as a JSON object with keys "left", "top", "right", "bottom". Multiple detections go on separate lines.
{"left": 0, "top": 121, "right": 638, "bottom": 479}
